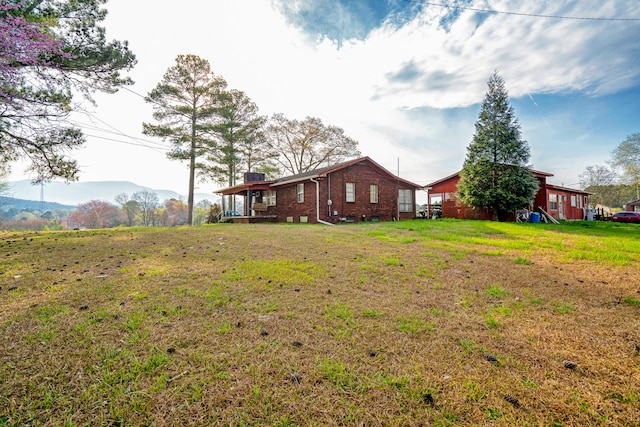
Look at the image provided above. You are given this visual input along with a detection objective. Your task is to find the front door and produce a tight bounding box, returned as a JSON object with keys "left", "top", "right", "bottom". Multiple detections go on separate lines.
{"left": 558, "top": 196, "right": 564, "bottom": 219}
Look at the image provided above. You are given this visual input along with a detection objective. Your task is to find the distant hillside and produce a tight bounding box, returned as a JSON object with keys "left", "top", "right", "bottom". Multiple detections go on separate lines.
{"left": 0, "top": 197, "right": 75, "bottom": 213}
{"left": 6, "top": 180, "right": 216, "bottom": 206}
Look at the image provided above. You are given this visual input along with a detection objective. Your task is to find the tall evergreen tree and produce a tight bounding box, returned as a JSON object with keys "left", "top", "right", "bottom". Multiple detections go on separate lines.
{"left": 143, "top": 54, "right": 226, "bottom": 225}
{"left": 198, "top": 89, "right": 272, "bottom": 212}
{"left": 457, "top": 71, "right": 538, "bottom": 221}
{"left": 202, "top": 89, "right": 268, "bottom": 187}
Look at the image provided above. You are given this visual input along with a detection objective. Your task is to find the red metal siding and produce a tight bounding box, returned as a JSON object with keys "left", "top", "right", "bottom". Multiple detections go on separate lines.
{"left": 427, "top": 173, "right": 592, "bottom": 221}
{"left": 533, "top": 177, "right": 548, "bottom": 210}
{"left": 544, "top": 188, "right": 588, "bottom": 220}
{"left": 626, "top": 199, "right": 640, "bottom": 212}
{"left": 428, "top": 175, "right": 493, "bottom": 220}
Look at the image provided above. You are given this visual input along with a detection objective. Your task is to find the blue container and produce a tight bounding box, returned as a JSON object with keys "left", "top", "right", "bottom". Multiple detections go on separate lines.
{"left": 530, "top": 212, "right": 540, "bottom": 223}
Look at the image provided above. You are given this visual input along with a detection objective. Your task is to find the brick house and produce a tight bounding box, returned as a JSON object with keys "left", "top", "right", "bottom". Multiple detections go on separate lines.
{"left": 215, "top": 157, "right": 422, "bottom": 224}
{"left": 425, "top": 169, "right": 590, "bottom": 221}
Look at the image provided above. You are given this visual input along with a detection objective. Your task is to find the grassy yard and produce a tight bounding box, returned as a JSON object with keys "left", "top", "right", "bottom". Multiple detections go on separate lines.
{"left": 1, "top": 219, "right": 639, "bottom": 426}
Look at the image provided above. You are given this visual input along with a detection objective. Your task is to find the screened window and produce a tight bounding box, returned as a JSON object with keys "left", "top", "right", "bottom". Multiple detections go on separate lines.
{"left": 297, "top": 183, "right": 304, "bottom": 203}
{"left": 346, "top": 183, "right": 355, "bottom": 202}
{"left": 549, "top": 193, "right": 557, "bottom": 210}
{"left": 398, "top": 189, "right": 413, "bottom": 212}
{"left": 570, "top": 195, "right": 576, "bottom": 207}
{"left": 264, "top": 190, "right": 276, "bottom": 206}
{"left": 370, "top": 184, "right": 378, "bottom": 203}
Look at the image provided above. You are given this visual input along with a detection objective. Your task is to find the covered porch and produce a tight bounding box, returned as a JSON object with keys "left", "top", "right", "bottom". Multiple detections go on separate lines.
{"left": 215, "top": 179, "right": 277, "bottom": 222}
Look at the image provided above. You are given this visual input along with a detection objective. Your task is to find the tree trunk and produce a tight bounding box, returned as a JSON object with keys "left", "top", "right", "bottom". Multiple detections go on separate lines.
{"left": 187, "top": 113, "right": 196, "bottom": 225}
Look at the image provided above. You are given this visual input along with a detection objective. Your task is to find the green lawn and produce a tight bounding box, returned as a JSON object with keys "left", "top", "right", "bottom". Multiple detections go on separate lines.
{"left": 1, "top": 220, "right": 639, "bottom": 426}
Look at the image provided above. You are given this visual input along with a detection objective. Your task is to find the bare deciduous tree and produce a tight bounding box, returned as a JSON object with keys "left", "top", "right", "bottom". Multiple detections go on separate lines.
{"left": 132, "top": 190, "right": 159, "bottom": 226}
{"left": 266, "top": 113, "right": 360, "bottom": 175}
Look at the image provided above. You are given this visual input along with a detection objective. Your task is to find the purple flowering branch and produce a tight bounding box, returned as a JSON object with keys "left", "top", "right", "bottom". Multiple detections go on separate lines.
{"left": 0, "top": 1, "right": 73, "bottom": 101}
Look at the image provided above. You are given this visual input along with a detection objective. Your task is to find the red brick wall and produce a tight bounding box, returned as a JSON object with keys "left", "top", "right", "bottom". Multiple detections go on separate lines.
{"left": 269, "top": 182, "right": 316, "bottom": 223}
{"left": 269, "top": 161, "right": 417, "bottom": 223}
{"left": 323, "top": 162, "right": 415, "bottom": 222}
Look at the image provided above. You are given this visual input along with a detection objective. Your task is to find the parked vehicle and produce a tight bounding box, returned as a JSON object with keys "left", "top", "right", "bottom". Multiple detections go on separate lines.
{"left": 611, "top": 211, "right": 640, "bottom": 223}
{"left": 224, "top": 210, "right": 242, "bottom": 217}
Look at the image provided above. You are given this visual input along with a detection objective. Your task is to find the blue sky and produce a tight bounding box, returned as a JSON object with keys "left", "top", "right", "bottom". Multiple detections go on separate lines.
{"left": 274, "top": 0, "right": 424, "bottom": 43}
{"left": 9, "top": 0, "right": 640, "bottom": 202}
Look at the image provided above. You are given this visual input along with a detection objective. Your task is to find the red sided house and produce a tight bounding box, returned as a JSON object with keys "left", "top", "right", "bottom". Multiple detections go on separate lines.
{"left": 624, "top": 199, "right": 640, "bottom": 212}
{"left": 425, "top": 169, "right": 590, "bottom": 221}
{"left": 215, "top": 157, "right": 422, "bottom": 224}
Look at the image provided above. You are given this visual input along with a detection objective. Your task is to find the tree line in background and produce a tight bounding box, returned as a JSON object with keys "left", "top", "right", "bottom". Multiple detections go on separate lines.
{"left": 68, "top": 192, "right": 219, "bottom": 228}
{"left": 579, "top": 133, "right": 640, "bottom": 209}
{"left": 0, "top": 190, "right": 223, "bottom": 231}
{"left": 143, "top": 54, "right": 360, "bottom": 225}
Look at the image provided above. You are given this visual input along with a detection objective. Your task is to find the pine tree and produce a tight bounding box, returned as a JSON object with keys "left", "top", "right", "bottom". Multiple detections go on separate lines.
{"left": 457, "top": 71, "right": 538, "bottom": 221}
{"left": 143, "top": 55, "right": 227, "bottom": 225}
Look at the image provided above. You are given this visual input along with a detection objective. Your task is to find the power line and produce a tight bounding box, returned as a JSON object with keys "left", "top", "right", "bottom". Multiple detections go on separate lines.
{"left": 71, "top": 117, "right": 170, "bottom": 149}
{"left": 71, "top": 106, "right": 177, "bottom": 154}
{"left": 121, "top": 85, "right": 148, "bottom": 100}
{"left": 70, "top": 89, "right": 221, "bottom": 157}
{"left": 405, "top": 1, "right": 640, "bottom": 21}
{"left": 81, "top": 132, "right": 169, "bottom": 154}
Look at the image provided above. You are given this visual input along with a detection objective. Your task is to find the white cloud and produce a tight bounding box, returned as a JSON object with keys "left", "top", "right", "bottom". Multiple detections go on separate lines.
{"left": 369, "top": 1, "right": 640, "bottom": 108}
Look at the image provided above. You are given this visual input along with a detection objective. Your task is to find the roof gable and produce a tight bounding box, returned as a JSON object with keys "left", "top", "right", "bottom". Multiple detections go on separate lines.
{"left": 215, "top": 156, "right": 422, "bottom": 195}
{"left": 425, "top": 167, "right": 554, "bottom": 188}
{"left": 271, "top": 156, "right": 422, "bottom": 189}
{"left": 545, "top": 184, "right": 591, "bottom": 195}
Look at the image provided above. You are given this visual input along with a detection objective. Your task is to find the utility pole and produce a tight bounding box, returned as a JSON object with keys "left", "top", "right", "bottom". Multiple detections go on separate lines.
{"left": 39, "top": 178, "right": 44, "bottom": 213}
{"left": 397, "top": 158, "right": 400, "bottom": 221}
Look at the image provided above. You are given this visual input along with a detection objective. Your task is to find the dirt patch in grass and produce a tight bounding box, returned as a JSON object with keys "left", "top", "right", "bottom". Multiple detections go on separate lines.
{"left": 1, "top": 221, "right": 639, "bottom": 426}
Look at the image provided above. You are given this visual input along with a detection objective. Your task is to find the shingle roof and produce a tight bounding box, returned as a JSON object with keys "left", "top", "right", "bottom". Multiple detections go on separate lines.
{"left": 270, "top": 157, "right": 364, "bottom": 185}
{"left": 425, "top": 167, "right": 554, "bottom": 188}
{"left": 214, "top": 156, "right": 422, "bottom": 194}
{"left": 270, "top": 156, "right": 422, "bottom": 189}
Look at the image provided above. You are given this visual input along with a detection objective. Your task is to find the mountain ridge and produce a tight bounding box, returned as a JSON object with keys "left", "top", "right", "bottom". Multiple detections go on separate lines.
{"left": 0, "top": 196, "right": 75, "bottom": 213}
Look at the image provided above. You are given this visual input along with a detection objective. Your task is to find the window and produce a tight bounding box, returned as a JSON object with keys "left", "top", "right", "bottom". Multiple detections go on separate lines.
{"left": 370, "top": 184, "right": 378, "bottom": 203}
{"left": 398, "top": 189, "right": 413, "bottom": 212}
{"left": 264, "top": 190, "right": 276, "bottom": 206}
{"left": 549, "top": 193, "right": 557, "bottom": 210}
{"left": 346, "top": 182, "right": 355, "bottom": 202}
{"left": 570, "top": 195, "right": 576, "bottom": 207}
{"left": 297, "top": 183, "right": 304, "bottom": 203}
